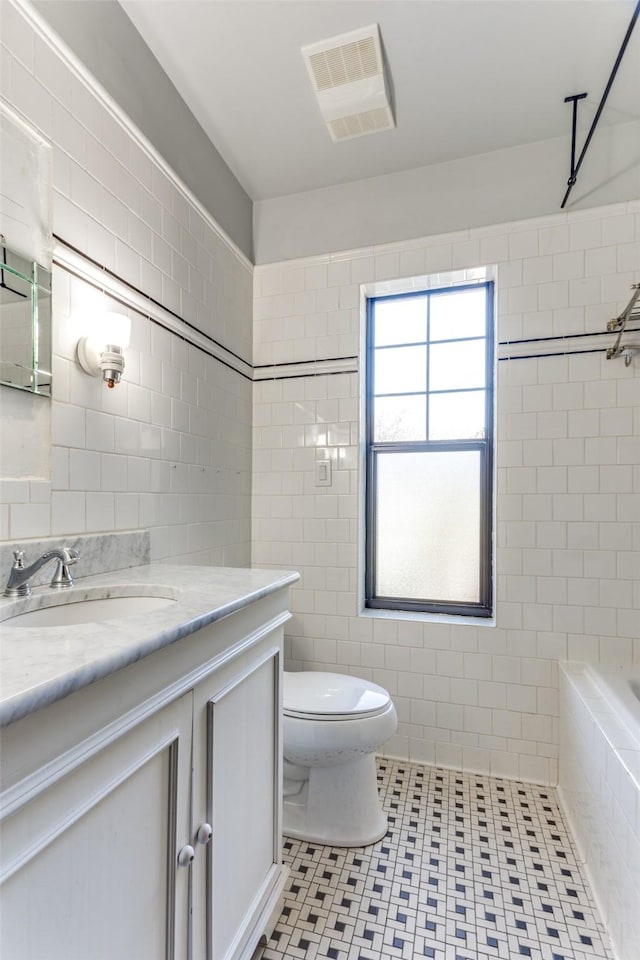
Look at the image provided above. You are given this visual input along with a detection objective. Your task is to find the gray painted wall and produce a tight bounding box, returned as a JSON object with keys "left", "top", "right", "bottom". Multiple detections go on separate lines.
{"left": 34, "top": 0, "right": 253, "bottom": 260}
{"left": 253, "top": 119, "right": 640, "bottom": 264}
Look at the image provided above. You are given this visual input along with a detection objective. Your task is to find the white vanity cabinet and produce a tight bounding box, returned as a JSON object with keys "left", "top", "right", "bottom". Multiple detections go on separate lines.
{"left": 0, "top": 579, "right": 292, "bottom": 960}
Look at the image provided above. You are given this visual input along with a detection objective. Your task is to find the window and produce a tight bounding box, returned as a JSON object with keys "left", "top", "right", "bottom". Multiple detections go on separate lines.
{"left": 365, "top": 281, "right": 494, "bottom": 617}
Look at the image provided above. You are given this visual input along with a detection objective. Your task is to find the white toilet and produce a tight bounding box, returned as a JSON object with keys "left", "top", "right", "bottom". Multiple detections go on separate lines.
{"left": 282, "top": 671, "right": 398, "bottom": 847}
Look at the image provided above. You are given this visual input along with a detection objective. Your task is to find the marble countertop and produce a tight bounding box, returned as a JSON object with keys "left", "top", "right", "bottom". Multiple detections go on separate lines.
{"left": 0, "top": 564, "right": 299, "bottom": 727}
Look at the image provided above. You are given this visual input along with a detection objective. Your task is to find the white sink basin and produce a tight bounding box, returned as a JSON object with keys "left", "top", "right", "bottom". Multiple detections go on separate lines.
{"left": 4, "top": 592, "right": 178, "bottom": 628}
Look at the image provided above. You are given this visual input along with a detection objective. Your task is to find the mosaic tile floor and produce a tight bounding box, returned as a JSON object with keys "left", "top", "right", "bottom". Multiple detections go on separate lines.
{"left": 263, "top": 760, "right": 613, "bottom": 960}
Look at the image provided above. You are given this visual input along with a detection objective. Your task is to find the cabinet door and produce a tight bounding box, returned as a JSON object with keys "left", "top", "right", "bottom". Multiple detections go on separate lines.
{"left": 192, "top": 646, "right": 283, "bottom": 960}
{"left": 0, "top": 692, "right": 193, "bottom": 960}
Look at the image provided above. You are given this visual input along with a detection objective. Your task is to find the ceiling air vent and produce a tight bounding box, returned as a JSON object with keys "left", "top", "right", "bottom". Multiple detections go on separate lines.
{"left": 302, "top": 24, "right": 395, "bottom": 142}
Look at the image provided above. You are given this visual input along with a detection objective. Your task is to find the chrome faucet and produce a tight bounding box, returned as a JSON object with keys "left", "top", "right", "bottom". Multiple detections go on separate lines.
{"left": 3, "top": 548, "right": 80, "bottom": 598}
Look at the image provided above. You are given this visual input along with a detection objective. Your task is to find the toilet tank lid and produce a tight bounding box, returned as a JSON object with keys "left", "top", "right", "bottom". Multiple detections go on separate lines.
{"left": 283, "top": 671, "right": 391, "bottom": 718}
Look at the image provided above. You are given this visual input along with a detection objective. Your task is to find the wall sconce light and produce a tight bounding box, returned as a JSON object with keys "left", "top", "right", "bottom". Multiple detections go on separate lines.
{"left": 76, "top": 312, "right": 131, "bottom": 388}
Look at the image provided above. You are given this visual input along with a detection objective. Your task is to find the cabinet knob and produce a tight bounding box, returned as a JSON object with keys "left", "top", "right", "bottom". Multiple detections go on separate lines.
{"left": 196, "top": 822, "right": 213, "bottom": 845}
{"left": 177, "top": 844, "right": 195, "bottom": 867}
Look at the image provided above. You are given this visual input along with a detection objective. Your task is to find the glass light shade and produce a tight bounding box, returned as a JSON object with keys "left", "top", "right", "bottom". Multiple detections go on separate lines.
{"left": 95, "top": 312, "right": 131, "bottom": 349}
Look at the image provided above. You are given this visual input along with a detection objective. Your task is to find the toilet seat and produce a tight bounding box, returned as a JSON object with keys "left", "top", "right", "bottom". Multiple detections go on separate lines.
{"left": 283, "top": 671, "right": 391, "bottom": 721}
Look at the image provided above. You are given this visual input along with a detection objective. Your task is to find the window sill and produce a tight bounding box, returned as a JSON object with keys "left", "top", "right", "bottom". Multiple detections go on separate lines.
{"left": 359, "top": 606, "right": 496, "bottom": 628}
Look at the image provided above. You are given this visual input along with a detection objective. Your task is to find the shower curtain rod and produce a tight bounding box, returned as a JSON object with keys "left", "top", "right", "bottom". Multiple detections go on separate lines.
{"left": 561, "top": 0, "right": 640, "bottom": 209}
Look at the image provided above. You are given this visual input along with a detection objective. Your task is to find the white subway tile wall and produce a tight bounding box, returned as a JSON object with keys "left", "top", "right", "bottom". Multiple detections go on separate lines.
{"left": 253, "top": 200, "right": 640, "bottom": 784}
{"left": 1, "top": 2, "right": 253, "bottom": 566}
{"left": 2, "top": 1, "right": 640, "bottom": 787}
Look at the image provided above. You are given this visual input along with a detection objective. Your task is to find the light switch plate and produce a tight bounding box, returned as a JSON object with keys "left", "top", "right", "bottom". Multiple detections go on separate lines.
{"left": 315, "top": 459, "right": 332, "bottom": 486}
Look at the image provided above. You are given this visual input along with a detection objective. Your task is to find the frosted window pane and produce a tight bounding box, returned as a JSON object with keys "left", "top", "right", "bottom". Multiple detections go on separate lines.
{"left": 375, "top": 345, "right": 426, "bottom": 395}
{"left": 375, "top": 451, "right": 481, "bottom": 603}
{"left": 430, "top": 288, "right": 485, "bottom": 341}
{"left": 429, "top": 391, "right": 486, "bottom": 440}
{"left": 375, "top": 395, "right": 426, "bottom": 441}
{"left": 429, "top": 340, "right": 485, "bottom": 391}
{"left": 374, "top": 296, "right": 427, "bottom": 346}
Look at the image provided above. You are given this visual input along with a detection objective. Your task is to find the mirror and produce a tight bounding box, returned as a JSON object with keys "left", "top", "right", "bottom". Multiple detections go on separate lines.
{"left": 0, "top": 101, "right": 53, "bottom": 399}
{"left": 0, "top": 239, "right": 51, "bottom": 396}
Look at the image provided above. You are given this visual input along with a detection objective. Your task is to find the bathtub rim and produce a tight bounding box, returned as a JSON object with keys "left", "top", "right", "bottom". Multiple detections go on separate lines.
{"left": 561, "top": 660, "right": 640, "bottom": 789}
{"left": 584, "top": 662, "right": 640, "bottom": 751}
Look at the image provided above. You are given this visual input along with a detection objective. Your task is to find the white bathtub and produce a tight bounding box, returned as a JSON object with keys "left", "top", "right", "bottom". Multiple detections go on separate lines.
{"left": 585, "top": 663, "right": 640, "bottom": 748}
{"left": 559, "top": 662, "right": 640, "bottom": 960}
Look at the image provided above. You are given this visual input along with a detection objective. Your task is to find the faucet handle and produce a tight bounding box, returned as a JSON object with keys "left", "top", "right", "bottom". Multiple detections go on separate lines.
{"left": 12, "top": 550, "right": 25, "bottom": 567}
{"left": 50, "top": 550, "right": 79, "bottom": 589}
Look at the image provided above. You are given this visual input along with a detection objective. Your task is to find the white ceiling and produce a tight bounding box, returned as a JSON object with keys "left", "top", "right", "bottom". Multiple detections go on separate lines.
{"left": 120, "top": 1, "right": 640, "bottom": 202}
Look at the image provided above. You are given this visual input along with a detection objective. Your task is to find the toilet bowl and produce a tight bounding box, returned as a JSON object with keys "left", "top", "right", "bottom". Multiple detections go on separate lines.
{"left": 282, "top": 671, "right": 397, "bottom": 847}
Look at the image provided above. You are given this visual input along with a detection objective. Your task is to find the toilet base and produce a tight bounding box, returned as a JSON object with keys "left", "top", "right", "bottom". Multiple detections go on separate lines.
{"left": 283, "top": 754, "right": 388, "bottom": 847}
